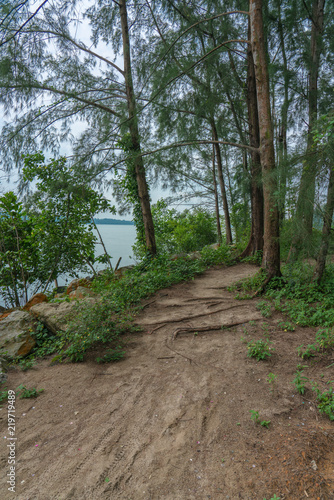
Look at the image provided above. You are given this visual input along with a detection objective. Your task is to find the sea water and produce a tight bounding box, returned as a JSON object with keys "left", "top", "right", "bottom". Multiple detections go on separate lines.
{"left": 58, "top": 224, "right": 137, "bottom": 285}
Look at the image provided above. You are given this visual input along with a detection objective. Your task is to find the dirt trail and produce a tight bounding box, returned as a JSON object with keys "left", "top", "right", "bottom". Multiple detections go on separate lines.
{"left": 1, "top": 263, "right": 333, "bottom": 500}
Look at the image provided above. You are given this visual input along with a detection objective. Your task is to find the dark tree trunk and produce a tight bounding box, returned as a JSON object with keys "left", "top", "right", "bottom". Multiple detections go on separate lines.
{"left": 212, "top": 141, "right": 222, "bottom": 244}
{"left": 119, "top": 0, "right": 156, "bottom": 255}
{"left": 211, "top": 119, "right": 233, "bottom": 244}
{"left": 314, "top": 166, "right": 334, "bottom": 283}
{"left": 250, "top": 0, "right": 280, "bottom": 279}
{"left": 240, "top": 18, "right": 264, "bottom": 259}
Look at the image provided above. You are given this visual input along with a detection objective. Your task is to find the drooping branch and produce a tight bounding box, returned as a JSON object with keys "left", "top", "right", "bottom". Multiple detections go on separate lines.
{"left": 0, "top": 0, "right": 50, "bottom": 47}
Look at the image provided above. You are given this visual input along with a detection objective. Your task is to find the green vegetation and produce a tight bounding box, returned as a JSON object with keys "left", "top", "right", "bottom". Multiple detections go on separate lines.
{"left": 16, "top": 385, "right": 44, "bottom": 399}
{"left": 267, "top": 373, "right": 278, "bottom": 394}
{"left": 0, "top": 153, "right": 114, "bottom": 307}
{"left": 293, "top": 370, "right": 309, "bottom": 395}
{"left": 0, "top": 388, "right": 8, "bottom": 406}
{"left": 246, "top": 339, "right": 273, "bottom": 361}
{"left": 250, "top": 410, "right": 271, "bottom": 428}
{"left": 265, "top": 263, "right": 334, "bottom": 328}
{"left": 133, "top": 200, "right": 218, "bottom": 258}
{"left": 312, "top": 383, "right": 334, "bottom": 421}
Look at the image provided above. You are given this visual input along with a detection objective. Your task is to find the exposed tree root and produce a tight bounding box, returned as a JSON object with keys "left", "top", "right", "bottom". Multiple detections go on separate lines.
{"left": 164, "top": 339, "right": 199, "bottom": 365}
{"left": 149, "top": 323, "right": 167, "bottom": 335}
{"left": 146, "top": 303, "right": 250, "bottom": 329}
{"left": 172, "top": 319, "right": 251, "bottom": 340}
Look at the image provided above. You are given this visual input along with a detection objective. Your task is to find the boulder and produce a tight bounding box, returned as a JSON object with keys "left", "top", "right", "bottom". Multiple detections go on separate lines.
{"left": 30, "top": 301, "right": 76, "bottom": 335}
{"left": 69, "top": 286, "right": 97, "bottom": 300}
{"left": 66, "top": 278, "right": 92, "bottom": 295}
{"left": 30, "top": 298, "right": 97, "bottom": 335}
{"left": 22, "top": 293, "right": 48, "bottom": 311}
{"left": 208, "top": 243, "right": 220, "bottom": 250}
{"left": 0, "top": 310, "right": 36, "bottom": 359}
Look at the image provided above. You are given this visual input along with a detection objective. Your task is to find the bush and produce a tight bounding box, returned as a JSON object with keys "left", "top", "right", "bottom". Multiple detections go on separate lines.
{"left": 133, "top": 200, "right": 217, "bottom": 258}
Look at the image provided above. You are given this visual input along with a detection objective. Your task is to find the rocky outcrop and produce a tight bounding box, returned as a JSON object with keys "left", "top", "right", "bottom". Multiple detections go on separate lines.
{"left": 0, "top": 311, "right": 36, "bottom": 358}
{"left": 22, "top": 293, "right": 48, "bottom": 311}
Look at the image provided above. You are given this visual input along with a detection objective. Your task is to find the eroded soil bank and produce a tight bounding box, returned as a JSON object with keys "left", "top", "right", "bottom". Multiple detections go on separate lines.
{"left": 1, "top": 264, "right": 333, "bottom": 499}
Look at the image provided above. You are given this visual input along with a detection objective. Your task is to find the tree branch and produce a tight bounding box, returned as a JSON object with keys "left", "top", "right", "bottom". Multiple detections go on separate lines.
{"left": 0, "top": 0, "right": 49, "bottom": 47}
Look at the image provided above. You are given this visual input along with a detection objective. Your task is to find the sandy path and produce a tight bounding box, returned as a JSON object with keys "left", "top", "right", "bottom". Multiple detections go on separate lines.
{"left": 1, "top": 264, "right": 333, "bottom": 500}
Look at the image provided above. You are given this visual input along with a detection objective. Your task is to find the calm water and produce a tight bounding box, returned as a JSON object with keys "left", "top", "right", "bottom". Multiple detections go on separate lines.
{"left": 93, "top": 224, "right": 137, "bottom": 269}
{"left": 56, "top": 224, "right": 137, "bottom": 287}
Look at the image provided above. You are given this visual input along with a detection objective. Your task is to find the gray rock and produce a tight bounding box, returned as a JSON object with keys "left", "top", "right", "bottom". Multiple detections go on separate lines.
{"left": 0, "top": 310, "right": 36, "bottom": 359}
{"left": 30, "top": 298, "right": 97, "bottom": 335}
{"left": 30, "top": 301, "right": 76, "bottom": 335}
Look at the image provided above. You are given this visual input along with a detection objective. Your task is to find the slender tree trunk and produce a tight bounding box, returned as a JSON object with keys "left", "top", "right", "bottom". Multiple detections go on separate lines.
{"left": 119, "top": 0, "right": 156, "bottom": 255}
{"left": 240, "top": 19, "right": 264, "bottom": 259}
{"left": 314, "top": 167, "right": 334, "bottom": 283}
{"left": 277, "top": 1, "right": 289, "bottom": 225}
{"left": 212, "top": 141, "right": 222, "bottom": 244}
{"left": 91, "top": 216, "right": 113, "bottom": 272}
{"left": 250, "top": 0, "right": 280, "bottom": 279}
{"left": 210, "top": 119, "right": 233, "bottom": 244}
{"left": 290, "top": 0, "right": 325, "bottom": 259}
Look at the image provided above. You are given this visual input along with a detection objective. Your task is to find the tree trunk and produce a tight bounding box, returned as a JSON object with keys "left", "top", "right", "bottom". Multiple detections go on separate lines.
{"left": 212, "top": 141, "right": 222, "bottom": 244}
{"left": 314, "top": 166, "right": 334, "bottom": 283}
{"left": 240, "top": 18, "right": 264, "bottom": 259}
{"left": 277, "top": 1, "right": 289, "bottom": 225}
{"left": 210, "top": 119, "right": 233, "bottom": 244}
{"left": 250, "top": 0, "right": 280, "bottom": 279}
{"left": 290, "top": 0, "right": 325, "bottom": 259}
{"left": 119, "top": 0, "right": 156, "bottom": 255}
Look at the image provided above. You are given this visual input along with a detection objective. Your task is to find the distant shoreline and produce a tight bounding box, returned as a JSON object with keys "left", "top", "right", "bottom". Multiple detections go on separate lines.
{"left": 93, "top": 218, "right": 134, "bottom": 226}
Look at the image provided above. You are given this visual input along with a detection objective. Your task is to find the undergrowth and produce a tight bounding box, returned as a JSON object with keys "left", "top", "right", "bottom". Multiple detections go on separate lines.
{"left": 265, "top": 262, "right": 334, "bottom": 328}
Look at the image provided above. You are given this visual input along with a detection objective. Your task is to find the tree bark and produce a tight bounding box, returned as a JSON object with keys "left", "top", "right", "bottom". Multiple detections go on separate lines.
{"left": 314, "top": 166, "right": 334, "bottom": 283}
{"left": 210, "top": 119, "right": 233, "bottom": 244}
{"left": 250, "top": 0, "right": 280, "bottom": 279}
{"left": 240, "top": 18, "right": 264, "bottom": 259}
{"left": 119, "top": 0, "right": 156, "bottom": 255}
{"left": 212, "top": 140, "right": 222, "bottom": 244}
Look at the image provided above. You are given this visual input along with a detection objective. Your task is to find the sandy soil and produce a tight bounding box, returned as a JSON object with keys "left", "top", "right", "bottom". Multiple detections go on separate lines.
{"left": 1, "top": 263, "right": 334, "bottom": 500}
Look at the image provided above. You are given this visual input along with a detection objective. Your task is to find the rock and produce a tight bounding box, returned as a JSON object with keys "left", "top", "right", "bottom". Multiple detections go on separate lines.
{"left": 0, "top": 311, "right": 36, "bottom": 359}
{"left": 208, "top": 243, "right": 220, "bottom": 250}
{"left": 22, "top": 293, "right": 48, "bottom": 311}
{"left": 30, "top": 301, "right": 76, "bottom": 335}
{"left": 69, "top": 286, "right": 97, "bottom": 300}
{"left": 30, "top": 298, "right": 97, "bottom": 335}
{"left": 114, "top": 265, "right": 134, "bottom": 278}
{"left": 0, "top": 357, "right": 8, "bottom": 382}
{"left": 170, "top": 252, "right": 201, "bottom": 261}
{"left": 170, "top": 253, "right": 188, "bottom": 261}
{"left": 187, "top": 251, "right": 201, "bottom": 260}
{"left": 66, "top": 278, "right": 92, "bottom": 295}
